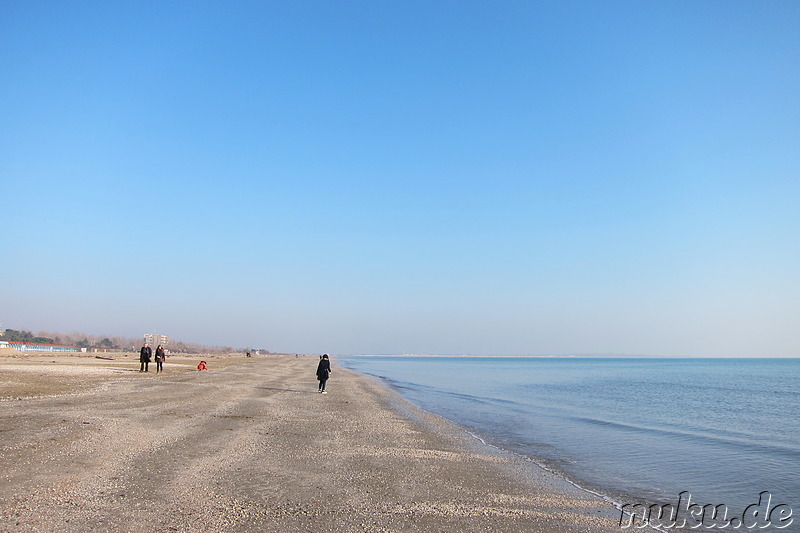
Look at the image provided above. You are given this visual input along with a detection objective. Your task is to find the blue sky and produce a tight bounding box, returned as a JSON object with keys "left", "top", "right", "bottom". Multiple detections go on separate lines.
{"left": 2, "top": 1, "right": 798, "bottom": 356}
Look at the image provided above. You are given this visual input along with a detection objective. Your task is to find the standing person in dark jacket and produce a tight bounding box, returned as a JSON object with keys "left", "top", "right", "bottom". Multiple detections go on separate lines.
{"left": 139, "top": 343, "right": 152, "bottom": 373}
{"left": 316, "top": 354, "right": 331, "bottom": 393}
{"left": 154, "top": 344, "right": 166, "bottom": 373}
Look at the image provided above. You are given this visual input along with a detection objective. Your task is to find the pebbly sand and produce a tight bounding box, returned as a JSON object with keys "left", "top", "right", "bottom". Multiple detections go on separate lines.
{"left": 0, "top": 353, "right": 623, "bottom": 532}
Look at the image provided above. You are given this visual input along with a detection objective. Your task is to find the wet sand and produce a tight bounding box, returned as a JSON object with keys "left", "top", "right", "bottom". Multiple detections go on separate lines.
{"left": 0, "top": 353, "right": 622, "bottom": 532}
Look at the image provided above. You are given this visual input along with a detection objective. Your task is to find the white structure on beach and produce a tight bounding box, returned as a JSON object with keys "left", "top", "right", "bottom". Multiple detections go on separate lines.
{"left": 9, "top": 341, "right": 79, "bottom": 352}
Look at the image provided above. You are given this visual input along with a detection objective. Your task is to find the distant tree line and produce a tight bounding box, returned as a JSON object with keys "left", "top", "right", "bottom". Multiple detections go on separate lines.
{"left": 2, "top": 329, "right": 126, "bottom": 349}
{"left": 2, "top": 328, "right": 262, "bottom": 354}
{"left": 2, "top": 329, "right": 56, "bottom": 344}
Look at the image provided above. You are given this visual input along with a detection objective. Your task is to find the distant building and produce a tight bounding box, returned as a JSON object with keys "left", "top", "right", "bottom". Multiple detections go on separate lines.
{"left": 144, "top": 333, "right": 169, "bottom": 347}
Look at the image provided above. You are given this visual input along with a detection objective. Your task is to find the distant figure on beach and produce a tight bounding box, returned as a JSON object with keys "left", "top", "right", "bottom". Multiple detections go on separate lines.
{"left": 139, "top": 343, "right": 152, "bottom": 373}
{"left": 197, "top": 360, "right": 208, "bottom": 371}
{"left": 316, "top": 354, "right": 331, "bottom": 394}
{"left": 154, "top": 345, "right": 165, "bottom": 373}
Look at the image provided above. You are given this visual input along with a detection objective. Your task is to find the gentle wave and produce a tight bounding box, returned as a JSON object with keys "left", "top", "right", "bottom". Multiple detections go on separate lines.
{"left": 572, "top": 415, "right": 800, "bottom": 458}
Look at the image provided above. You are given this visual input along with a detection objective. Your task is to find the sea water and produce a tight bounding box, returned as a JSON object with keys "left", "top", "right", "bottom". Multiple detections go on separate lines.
{"left": 341, "top": 357, "right": 800, "bottom": 519}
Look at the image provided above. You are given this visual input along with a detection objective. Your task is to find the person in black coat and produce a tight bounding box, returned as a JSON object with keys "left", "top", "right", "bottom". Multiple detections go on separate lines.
{"left": 139, "top": 343, "right": 152, "bottom": 373}
{"left": 154, "top": 344, "right": 166, "bottom": 373}
{"left": 316, "top": 354, "right": 331, "bottom": 393}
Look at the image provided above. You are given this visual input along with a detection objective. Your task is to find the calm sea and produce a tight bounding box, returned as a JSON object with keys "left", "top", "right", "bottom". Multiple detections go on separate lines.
{"left": 341, "top": 357, "right": 800, "bottom": 517}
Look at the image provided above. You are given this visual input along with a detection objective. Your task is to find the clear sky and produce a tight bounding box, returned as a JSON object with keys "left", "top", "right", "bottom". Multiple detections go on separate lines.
{"left": 2, "top": 1, "right": 798, "bottom": 356}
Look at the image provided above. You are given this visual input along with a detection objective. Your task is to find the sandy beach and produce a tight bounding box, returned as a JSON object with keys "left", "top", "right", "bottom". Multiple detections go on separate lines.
{"left": 0, "top": 353, "right": 622, "bottom": 532}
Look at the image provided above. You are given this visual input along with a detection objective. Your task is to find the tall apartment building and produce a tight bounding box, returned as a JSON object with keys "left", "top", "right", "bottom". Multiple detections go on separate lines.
{"left": 144, "top": 333, "right": 169, "bottom": 347}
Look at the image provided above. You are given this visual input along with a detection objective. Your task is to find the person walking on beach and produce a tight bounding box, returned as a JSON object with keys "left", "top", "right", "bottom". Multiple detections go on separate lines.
{"left": 154, "top": 344, "right": 166, "bottom": 373}
{"left": 139, "top": 343, "right": 152, "bottom": 373}
{"left": 316, "top": 354, "right": 331, "bottom": 393}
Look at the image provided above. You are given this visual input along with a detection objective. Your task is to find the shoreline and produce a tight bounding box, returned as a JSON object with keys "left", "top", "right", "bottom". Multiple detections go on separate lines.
{"left": 0, "top": 354, "right": 623, "bottom": 532}
{"left": 350, "top": 365, "right": 633, "bottom": 522}
{"left": 340, "top": 356, "right": 800, "bottom": 533}
{"left": 359, "top": 369, "right": 634, "bottom": 516}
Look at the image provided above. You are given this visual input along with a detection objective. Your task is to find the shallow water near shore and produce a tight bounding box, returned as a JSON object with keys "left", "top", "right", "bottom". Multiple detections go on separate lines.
{"left": 341, "top": 357, "right": 800, "bottom": 517}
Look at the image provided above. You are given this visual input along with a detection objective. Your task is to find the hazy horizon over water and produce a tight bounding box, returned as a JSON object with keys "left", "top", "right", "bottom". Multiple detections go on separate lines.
{"left": 349, "top": 354, "right": 800, "bottom": 358}
{"left": 341, "top": 356, "right": 800, "bottom": 518}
